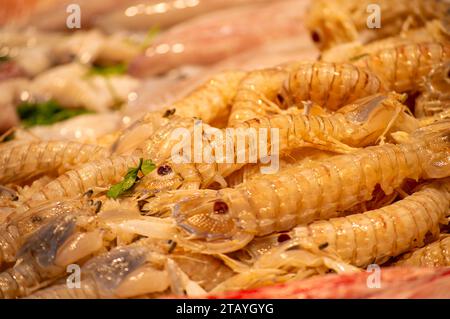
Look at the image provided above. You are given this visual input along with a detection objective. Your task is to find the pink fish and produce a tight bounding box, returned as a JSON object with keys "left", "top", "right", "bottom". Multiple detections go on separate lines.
{"left": 94, "top": 0, "right": 283, "bottom": 33}
{"left": 207, "top": 267, "right": 450, "bottom": 299}
{"left": 128, "top": 0, "right": 311, "bottom": 77}
{"left": 124, "top": 35, "right": 318, "bottom": 116}
{"left": 14, "top": 0, "right": 138, "bottom": 30}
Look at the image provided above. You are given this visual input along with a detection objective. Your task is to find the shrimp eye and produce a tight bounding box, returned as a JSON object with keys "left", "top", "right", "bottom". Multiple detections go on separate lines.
{"left": 213, "top": 201, "right": 229, "bottom": 214}
{"left": 277, "top": 233, "right": 291, "bottom": 243}
{"left": 311, "top": 30, "right": 321, "bottom": 43}
{"left": 157, "top": 165, "right": 172, "bottom": 176}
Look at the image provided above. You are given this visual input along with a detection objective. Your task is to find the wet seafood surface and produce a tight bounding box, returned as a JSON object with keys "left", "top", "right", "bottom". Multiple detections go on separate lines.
{"left": 0, "top": 0, "right": 449, "bottom": 299}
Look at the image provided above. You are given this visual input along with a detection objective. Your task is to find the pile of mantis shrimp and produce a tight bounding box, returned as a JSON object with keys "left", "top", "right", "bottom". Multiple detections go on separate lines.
{"left": 0, "top": 1, "right": 449, "bottom": 299}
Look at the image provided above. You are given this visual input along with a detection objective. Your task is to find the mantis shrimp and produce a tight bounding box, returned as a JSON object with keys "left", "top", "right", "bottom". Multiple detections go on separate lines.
{"left": 415, "top": 61, "right": 450, "bottom": 118}
{"left": 16, "top": 92, "right": 418, "bottom": 209}
{"left": 353, "top": 42, "right": 450, "bottom": 93}
{"left": 0, "top": 140, "right": 109, "bottom": 184}
{"left": 111, "top": 70, "right": 246, "bottom": 155}
{"left": 17, "top": 155, "right": 140, "bottom": 210}
{"left": 320, "top": 19, "right": 450, "bottom": 63}
{"left": 25, "top": 243, "right": 171, "bottom": 299}
{"left": 0, "top": 203, "right": 186, "bottom": 298}
{"left": 26, "top": 238, "right": 235, "bottom": 298}
{"left": 0, "top": 185, "right": 18, "bottom": 224}
{"left": 394, "top": 234, "right": 450, "bottom": 267}
{"left": 0, "top": 211, "right": 105, "bottom": 298}
{"left": 228, "top": 62, "right": 386, "bottom": 126}
{"left": 170, "top": 122, "right": 450, "bottom": 253}
{"left": 0, "top": 194, "right": 101, "bottom": 267}
{"left": 209, "top": 179, "right": 449, "bottom": 293}
{"left": 136, "top": 92, "right": 417, "bottom": 194}
{"left": 288, "top": 179, "right": 450, "bottom": 267}
{"left": 306, "top": 0, "right": 449, "bottom": 50}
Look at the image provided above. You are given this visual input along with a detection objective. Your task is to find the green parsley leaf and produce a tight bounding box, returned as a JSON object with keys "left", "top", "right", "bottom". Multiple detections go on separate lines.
{"left": 17, "top": 100, "right": 92, "bottom": 128}
{"left": 107, "top": 158, "right": 157, "bottom": 199}
{"left": 106, "top": 182, "right": 127, "bottom": 199}
{"left": 87, "top": 63, "right": 127, "bottom": 77}
{"left": 141, "top": 159, "right": 156, "bottom": 175}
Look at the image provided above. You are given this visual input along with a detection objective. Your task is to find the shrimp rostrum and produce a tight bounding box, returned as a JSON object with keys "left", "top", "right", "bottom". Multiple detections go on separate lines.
{"left": 171, "top": 122, "right": 450, "bottom": 253}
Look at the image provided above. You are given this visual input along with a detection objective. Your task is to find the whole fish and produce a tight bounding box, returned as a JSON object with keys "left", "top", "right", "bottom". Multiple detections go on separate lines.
{"left": 95, "top": 0, "right": 285, "bottom": 33}
{"left": 128, "top": 0, "right": 311, "bottom": 77}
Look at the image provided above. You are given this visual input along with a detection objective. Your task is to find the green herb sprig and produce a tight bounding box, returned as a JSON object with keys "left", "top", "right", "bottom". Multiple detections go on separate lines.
{"left": 17, "top": 100, "right": 92, "bottom": 128}
{"left": 107, "top": 159, "right": 156, "bottom": 199}
{"left": 87, "top": 63, "right": 127, "bottom": 77}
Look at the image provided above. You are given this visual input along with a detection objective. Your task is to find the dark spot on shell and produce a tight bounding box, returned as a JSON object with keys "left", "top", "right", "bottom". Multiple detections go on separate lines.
{"left": 94, "top": 201, "right": 102, "bottom": 213}
{"left": 277, "top": 233, "right": 291, "bottom": 243}
{"left": 163, "top": 108, "right": 176, "bottom": 118}
{"left": 157, "top": 165, "right": 172, "bottom": 176}
{"left": 311, "top": 30, "right": 321, "bottom": 43}
{"left": 31, "top": 215, "right": 43, "bottom": 224}
{"left": 213, "top": 201, "right": 229, "bottom": 215}
{"left": 319, "top": 242, "right": 329, "bottom": 250}
{"left": 137, "top": 199, "right": 149, "bottom": 212}
{"left": 167, "top": 239, "right": 177, "bottom": 253}
{"left": 424, "top": 231, "right": 435, "bottom": 244}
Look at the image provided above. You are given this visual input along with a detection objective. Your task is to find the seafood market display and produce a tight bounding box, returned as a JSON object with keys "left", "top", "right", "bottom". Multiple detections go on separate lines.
{"left": 0, "top": 0, "right": 449, "bottom": 299}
